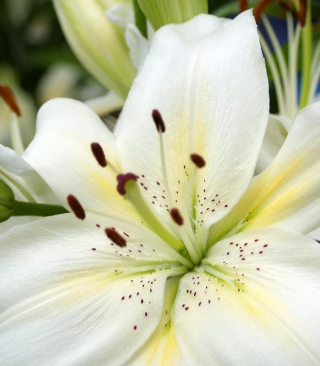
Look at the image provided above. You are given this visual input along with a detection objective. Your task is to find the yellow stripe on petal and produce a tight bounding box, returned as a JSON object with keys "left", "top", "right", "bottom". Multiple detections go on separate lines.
{"left": 129, "top": 276, "right": 184, "bottom": 365}
{"left": 209, "top": 101, "right": 320, "bottom": 242}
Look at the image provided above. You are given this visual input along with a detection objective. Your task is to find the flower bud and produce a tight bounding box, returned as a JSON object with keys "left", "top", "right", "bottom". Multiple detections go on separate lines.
{"left": 53, "top": 0, "right": 136, "bottom": 99}
{"left": 0, "top": 179, "right": 15, "bottom": 223}
{"left": 136, "top": 0, "right": 208, "bottom": 30}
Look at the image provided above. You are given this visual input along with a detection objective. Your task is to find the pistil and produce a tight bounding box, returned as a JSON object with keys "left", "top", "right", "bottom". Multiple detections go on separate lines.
{"left": 117, "top": 173, "right": 185, "bottom": 252}
{"left": 151, "top": 110, "right": 176, "bottom": 212}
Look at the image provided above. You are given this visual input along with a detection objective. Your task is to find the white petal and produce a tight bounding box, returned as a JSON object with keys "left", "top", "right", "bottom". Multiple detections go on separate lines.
{"left": 116, "top": 11, "right": 269, "bottom": 232}
{"left": 107, "top": 4, "right": 150, "bottom": 74}
{"left": 84, "top": 91, "right": 123, "bottom": 117}
{"left": 106, "top": 3, "right": 134, "bottom": 28}
{"left": 0, "top": 216, "right": 38, "bottom": 234}
{"left": 125, "top": 24, "right": 150, "bottom": 72}
{"left": 212, "top": 101, "right": 320, "bottom": 239}
{"left": 128, "top": 277, "right": 184, "bottom": 365}
{"left": 0, "top": 144, "right": 56, "bottom": 203}
{"left": 23, "top": 98, "right": 138, "bottom": 220}
{"left": 0, "top": 215, "right": 184, "bottom": 365}
{"left": 255, "top": 114, "right": 291, "bottom": 174}
{"left": 174, "top": 228, "right": 320, "bottom": 365}
{"left": 309, "top": 227, "right": 320, "bottom": 241}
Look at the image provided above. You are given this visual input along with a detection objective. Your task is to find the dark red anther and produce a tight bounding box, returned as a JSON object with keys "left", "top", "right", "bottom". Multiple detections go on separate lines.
{"left": 105, "top": 228, "right": 127, "bottom": 247}
{"left": 0, "top": 85, "right": 21, "bottom": 116}
{"left": 152, "top": 109, "right": 166, "bottom": 133}
{"left": 190, "top": 154, "right": 206, "bottom": 168}
{"left": 170, "top": 208, "right": 184, "bottom": 226}
{"left": 277, "top": 0, "right": 297, "bottom": 18}
{"left": 117, "top": 173, "right": 138, "bottom": 195}
{"left": 254, "top": 0, "right": 277, "bottom": 23}
{"left": 239, "top": 0, "right": 248, "bottom": 12}
{"left": 67, "top": 194, "right": 86, "bottom": 220}
{"left": 298, "top": 0, "right": 306, "bottom": 26}
{"left": 91, "top": 142, "right": 107, "bottom": 167}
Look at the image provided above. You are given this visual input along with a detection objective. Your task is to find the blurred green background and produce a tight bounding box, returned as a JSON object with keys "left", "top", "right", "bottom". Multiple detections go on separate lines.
{"left": 0, "top": 0, "right": 319, "bottom": 147}
{"left": 0, "top": 0, "right": 234, "bottom": 107}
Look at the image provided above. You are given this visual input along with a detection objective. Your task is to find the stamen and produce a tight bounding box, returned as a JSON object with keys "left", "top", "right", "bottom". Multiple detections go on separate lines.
{"left": 190, "top": 154, "right": 206, "bottom": 168}
{"left": 169, "top": 205, "right": 201, "bottom": 263}
{"left": 254, "top": 0, "right": 277, "bottom": 23}
{"left": 298, "top": 0, "right": 306, "bottom": 26}
{"left": 91, "top": 142, "right": 107, "bottom": 167}
{"left": 10, "top": 113, "right": 25, "bottom": 155}
{"left": 150, "top": 110, "right": 177, "bottom": 214}
{"left": 117, "top": 173, "right": 138, "bottom": 195}
{"left": 277, "top": 1, "right": 297, "bottom": 18}
{"left": 152, "top": 109, "right": 166, "bottom": 133}
{"left": 105, "top": 228, "right": 126, "bottom": 247}
{"left": 287, "top": 12, "right": 301, "bottom": 117}
{"left": 0, "top": 85, "right": 21, "bottom": 116}
{"left": 239, "top": 0, "right": 248, "bottom": 12}
{"left": 67, "top": 194, "right": 85, "bottom": 220}
{"left": 175, "top": 154, "right": 207, "bottom": 256}
{"left": 150, "top": 109, "right": 204, "bottom": 264}
{"left": 170, "top": 208, "right": 184, "bottom": 226}
{"left": 309, "top": 41, "right": 320, "bottom": 103}
{"left": 261, "top": 15, "right": 289, "bottom": 115}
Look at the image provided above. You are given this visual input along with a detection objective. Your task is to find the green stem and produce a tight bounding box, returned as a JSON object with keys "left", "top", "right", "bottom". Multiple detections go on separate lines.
{"left": 133, "top": 0, "right": 148, "bottom": 38}
{"left": 300, "top": 0, "right": 312, "bottom": 109}
{"left": 12, "top": 201, "right": 68, "bottom": 217}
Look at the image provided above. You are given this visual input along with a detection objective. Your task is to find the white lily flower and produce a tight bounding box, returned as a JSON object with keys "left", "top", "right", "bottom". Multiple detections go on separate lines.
{"left": 1, "top": 10, "right": 320, "bottom": 365}
{"left": 53, "top": 0, "right": 136, "bottom": 100}
{"left": 255, "top": 9, "right": 320, "bottom": 241}
{"left": 107, "top": 3, "right": 151, "bottom": 73}
{"left": 0, "top": 85, "right": 60, "bottom": 233}
{"left": 0, "top": 144, "right": 58, "bottom": 233}
{"left": 256, "top": 9, "right": 320, "bottom": 173}
{"left": 0, "top": 66, "right": 36, "bottom": 150}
